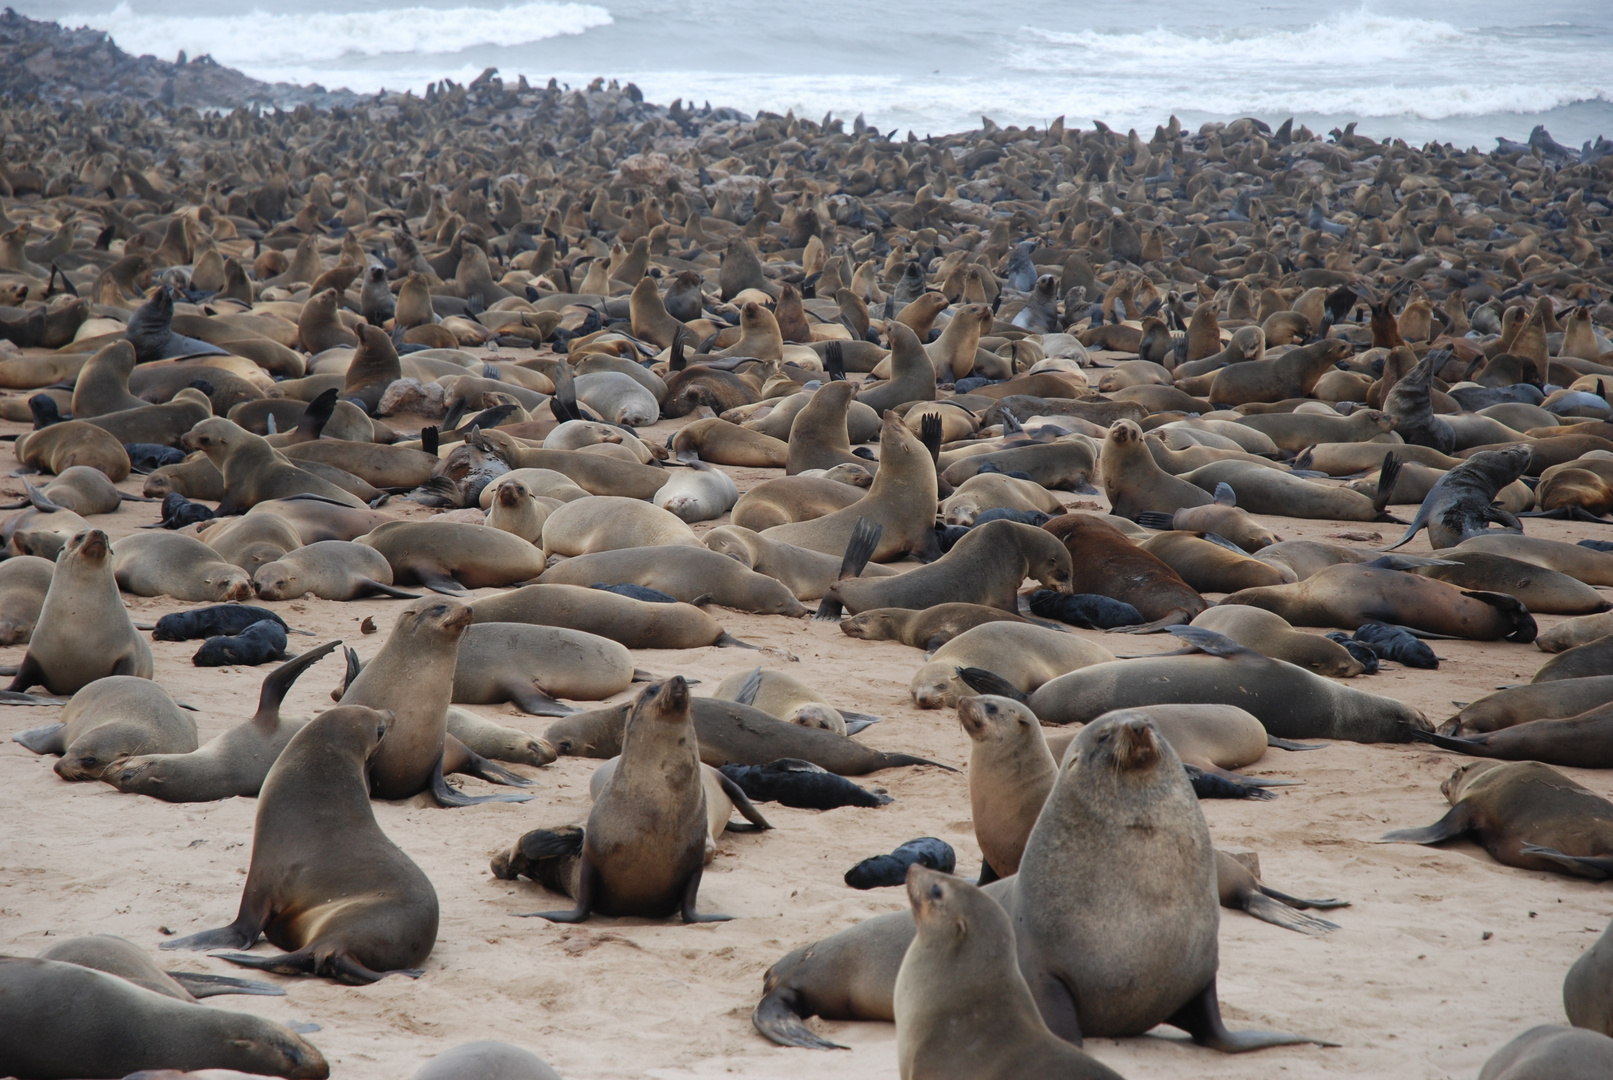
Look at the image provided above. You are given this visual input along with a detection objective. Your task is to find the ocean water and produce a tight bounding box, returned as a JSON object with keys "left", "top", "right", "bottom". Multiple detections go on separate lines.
{"left": 27, "top": 0, "right": 1613, "bottom": 149}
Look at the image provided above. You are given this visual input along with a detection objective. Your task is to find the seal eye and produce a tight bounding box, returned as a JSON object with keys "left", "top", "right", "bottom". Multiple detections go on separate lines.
{"left": 929, "top": 884, "right": 943, "bottom": 901}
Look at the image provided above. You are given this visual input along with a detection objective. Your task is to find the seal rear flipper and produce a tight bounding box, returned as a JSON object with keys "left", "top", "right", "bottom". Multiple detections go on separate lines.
{"left": 954, "top": 666, "right": 1029, "bottom": 703}
{"left": 503, "top": 682, "right": 577, "bottom": 716}
{"left": 733, "top": 666, "right": 764, "bottom": 706}
{"left": 1407, "top": 727, "right": 1492, "bottom": 757}
{"left": 1257, "top": 885, "right": 1350, "bottom": 911}
{"left": 918, "top": 413, "right": 942, "bottom": 468}
{"left": 358, "top": 579, "right": 424, "bottom": 599}
{"left": 1166, "top": 625, "right": 1262, "bottom": 658}
{"left": 207, "top": 950, "right": 320, "bottom": 977}
{"left": 1266, "top": 736, "right": 1327, "bottom": 751}
{"left": 839, "top": 711, "right": 880, "bottom": 735}
{"left": 715, "top": 631, "right": 759, "bottom": 649}
{"left": 1186, "top": 764, "right": 1277, "bottom": 800}
{"left": 6, "top": 653, "right": 46, "bottom": 693}
{"left": 406, "top": 561, "right": 470, "bottom": 596}
{"left": 1235, "top": 893, "right": 1340, "bottom": 936}
{"left": 429, "top": 756, "right": 534, "bottom": 807}
{"left": 1460, "top": 590, "right": 1537, "bottom": 643}
{"left": 1213, "top": 482, "right": 1237, "bottom": 507}
{"left": 1381, "top": 802, "right": 1474, "bottom": 844}
{"left": 1372, "top": 451, "right": 1402, "bottom": 516}
{"left": 837, "top": 517, "right": 882, "bottom": 583}
{"left": 165, "top": 971, "right": 287, "bottom": 998}
{"left": 1134, "top": 511, "right": 1178, "bottom": 531}
{"left": 23, "top": 482, "right": 65, "bottom": 512}
{"left": 1167, "top": 977, "right": 1335, "bottom": 1051}
{"left": 296, "top": 388, "right": 339, "bottom": 440}
{"left": 1366, "top": 554, "right": 1457, "bottom": 571}
{"left": 0, "top": 691, "right": 67, "bottom": 706}
{"left": 753, "top": 985, "right": 849, "bottom": 1050}
{"left": 253, "top": 640, "right": 340, "bottom": 729}
{"left": 1517, "top": 845, "right": 1613, "bottom": 879}
{"left": 12, "top": 721, "right": 66, "bottom": 754}
{"left": 717, "top": 770, "right": 773, "bottom": 831}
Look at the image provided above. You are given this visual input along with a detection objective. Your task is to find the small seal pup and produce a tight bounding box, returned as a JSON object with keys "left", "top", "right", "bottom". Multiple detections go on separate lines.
{"left": 0, "top": 956, "right": 329, "bottom": 1079}
{"left": 1476, "top": 1026, "right": 1613, "bottom": 1079}
{"left": 1383, "top": 761, "right": 1613, "bottom": 878}
{"left": 161, "top": 705, "right": 441, "bottom": 983}
{"left": 7, "top": 528, "right": 153, "bottom": 696}
{"left": 894, "top": 867, "right": 1125, "bottom": 1080}
{"left": 492, "top": 676, "right": 733, "bottom": 923}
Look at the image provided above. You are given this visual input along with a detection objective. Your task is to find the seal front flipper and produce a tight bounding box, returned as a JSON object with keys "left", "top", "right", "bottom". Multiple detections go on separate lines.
{"left": 1166, "top": 977, "right": 1334, "bottom": 1051}
{"left": 444, "top": 736, "right": 535, "bottom": 788}
{"left": 405, "top": 561, "right": 471, "bottom": 596}
{"left": 1381, "top": 802, "right": 1475, "bottom": 844}
{"left": 1165, "top": 625, "right": 1261, "bottom": 658}
{"left": 160, "top": 907, "right": 266, "bottom": 952}
{"left": 1020, "top": 960, "right": 1083, "bottom": 1046}
{"left": 1267, "top": 736, "right": 1327, "bottom": 751}
{"left": 12, "top": 722, "right": 66, "bottom": 754}
{"left": 1408, "top": 728, "right": 1494, "bottom": 757}
{"left": 839, "top": 710, "right": 880, "bottom": 735}
{"left": 503, "top": 681, "right": 577, "bottom": 716}
{"left": 680, "top": 864, "right": 733, "bottom": 923}
{"left": 954, "top": 666, "right": 1029, "bottom": 704}
{"left": 164, "top": 970, "right": 286, "bottom": 997}
{"left": 1518, "top": 844, "right": 1613, "bottom": 879}
{"left": 523, "top": 852, "right": 599, "bottom": 923}
{"left": 429, "top": 751, "right": 534, "bottom": 807}
{"left": 733, "top": 666, "right": 764, "bottom": 706}
{"left": 1235, "top": 893, "right": 1341, "bottom": 936}
{"left": 1460, "top": 590, "right": 1537, "bottom": 643}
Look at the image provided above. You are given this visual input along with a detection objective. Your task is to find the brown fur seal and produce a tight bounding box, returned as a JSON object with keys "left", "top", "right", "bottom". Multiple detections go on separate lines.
{"left": 841, "top": 602, "right": 1034, "bottom": 651}
{"left": 474, "top": 430, "right": 670, "bottom": 499}
{"left": 671, "top": 418, "right": 788, "bottom": 468}
{"left": 87, "top": 388, "right": 213, "bottom": 448}
{"left": 161, "top": 704, "right": 440, "bottom": 982}
{"left": 248, "top": 497, "right": 394, "bottom": 545}
{"left": 762, "top": 411, "right": 938, "bottom": 561}
{"left": 858, "top": 322, "right": 936, "bottom": 413}
{"left": 338, "top": 598, "right": 534, "bottom": 806}
{"left": 8, "top": 529, "right": 153, "bottom": 695}
{"left": 1234, "top": 408, "right": 1396, "bottom": 453}
{"left": 1191, "top": 605, "right": 1365, "bottom": 676}
{"left": 0, "top": 553, "right": 54, "bottom": 644}
{"left": 1043, "top": 514, "right": 1208, "bottom": 629}
{"left": 357, "top": 520, "right": 548, "bottom": 595}
{"left": 1208, "top": 339, "right": 1353, "bottom": 406}
{"left": 71, "top": 341, "right": 151, "bottom": 417}
{"left": 15, "top": 420, "right": 132, "bottom": 482}
{"left": 451, "top": 622, "right": 634, "bottom": 714}
{"left": 468, "top": 583, "right": 744, "bottom": 649}
{"left": 587, "top": 753, "right": 768, "bottom": 861}
{"left": 412, "top": 1041, "right": 561, "bottom": 1080}
{"left": 492, "top": 677, "right": 733, "bottom": 923}
{"left": 538, "top": 546, "right": 808, "bottom": 615}
{"left": 1102, "top": 419, "right": 1217, "bottom": 519}
{"left": 35, "top": 932, "right": 278, "bottom": 1002}
{"left": 786, "top": 381, "right": 864, "bottom": 474}
{"left": 1221, "top": 563, "right": 1536, "bottom": 642}
{"left": 0, "top": 956, "right": 328, "bottom": 1079}
{"left": 1383, "top": 761, "right": 1613, "bottom": 879}
{"left": 1566, "top": 917, "right": 1613, "bottom": 1037}
{"left": 731, "top": 474, "right": 865, "bottom": 531}
{"left": 819, "top": 519, "right": 1071, "bottom": 618}
{"left": 704, "top": 524, "right": 898, "bottom": 600}
{"left": 940, "top": 473, "right": 1064, "bottom": 526}
{"left": 1454, "top": 534, "right": 1613, "bottom": 587}
{"left": 1444, "top": 677, "right": 1613, "bottom": 736}
{"left": 543, "top": 696, "right": 944, "bottom": 775}
{"left": 343, "top": 324, "right": 404, "bottom": 414}
{"left": 909, "top": 622, "right": 1112, "bottom": 710}
{"left": 280, "top": 440, "right": 438, "bottom": 490}
{"left": 109, "top": 644, "right": 340, "bottom": 801}
{"left": 1413, "top": 703, "right": 1613, "bottom": 769}
{"left": 959, "top": 694, "right": 1057, "bottom": 879}
{"left": 1379, "top": 446, "right": 1533, "bottom": 551}
{"left": 252, "top": 540, "right": 419, "bottom": 601}
{"left": 1017, "top": 628, "right": 1428, "bottom": 741}
{"left": 14, "top": 675, "right": 197, "bottom": 781}
{"left": 894, "top": 867, "right": 1125, "bottom": 1080}
{"left": 200, "top": 513, "right": 304, "bottom": 573}
{"left": 112, "top": 532, "right": 255, "bottom": 602}
{"left": 1414, "top": 550, "right": 1611, "bottom": 616}
{"left": 939, "top": 440, "right": 1098, "bottom": 493}
{"left": 16, "top": 464, "right": 133, "bottom": 516}
{"left": 540, "top": 495, "right": 700, "bottom": 557}
{"left": 181, "top": 418, "right": 365, "bottom": 512}
{"left": 297, "top": 288, "right": 359, "bottom": 352}
{"left": 1138, "top": 531, "right": 1292, "bottom": 592}
{"left": 1538, "top": 610, "right": 1613, "bottom": 653}
{"left": 712, "top": 667, "right": 866, "bottom": 734}
{"left": 1477, "top": 1026, "right": 1613, "bottom": 1080}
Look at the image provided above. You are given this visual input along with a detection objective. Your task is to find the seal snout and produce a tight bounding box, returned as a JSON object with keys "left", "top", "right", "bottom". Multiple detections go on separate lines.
{"left": 656, "top": 674, "right": 690, "bottom": 712}
{"left": 904, "top": 863, "right": 948, "bottom": 919}
{"left": 75, "top": 528, "right": 109, "bottom": 560}
{"left": 1110, "top": 718, "right": 1162, "bottom": 772}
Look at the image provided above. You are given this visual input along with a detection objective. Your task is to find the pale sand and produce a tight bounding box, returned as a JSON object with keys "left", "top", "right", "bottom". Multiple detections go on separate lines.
{"left": 2, "top": 409, "right": 1611, "bottom": 1080}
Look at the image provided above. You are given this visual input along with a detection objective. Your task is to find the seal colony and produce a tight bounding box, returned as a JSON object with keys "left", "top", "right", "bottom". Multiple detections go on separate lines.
{"left": 1, "top": 10, "right": 1613, "bottom": 1076}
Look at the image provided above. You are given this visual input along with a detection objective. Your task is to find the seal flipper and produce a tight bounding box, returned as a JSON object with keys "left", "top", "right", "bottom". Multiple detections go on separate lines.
{"left": 954, "top": 666, "right": 1029, "bottom": 704}
{"left": 716, "top": 771, "right": 772, "bottom": 831}
{"left": 752, "top": 985, "right": 850, "bottom": 1050}
{"left": 165, "top": 971, "right": 287, "bottom": 997}
{"left": 12, "top": 722, "right": 66, "bottom": 754}
{"left": 1460, "top": 590, "right": 1537, "bottom": 643}
{"left": 523, "top": 850, "right": 599, "bottom": 923}
{"left": 814, "top": 517, "right": 882, "bottom": 621}
{"left": 733, "top": 667, "right": 764, "bottom": 706}
{"left": 1186, "top": 764, "right": 1277, "bottom": 800}
{"left": 405, "top": 561, "right": 471, "bottom": 596}
{"left": 1166, "top": 976, "right": 1333, "bottom": 1051}
{"left": 444, "top": 735, "right": 535, "bottom": 787}
{"left": 1235, "top": 892, "right": 1340, "bottom": 935}
{"left": 1518, "top": 844, "right": 1613, "bottom": 879}
{"left": 1257, "top": 884, "right": 1350, "bottom": 911}
{"left": 1022, "top": 961, "right": 1083, "bottom": 1046}
{"left": 977, "top": 859, "right": 1000, "bottom": 885}
{"left": 23, "top": 482, "right": 66, "bottom": 512}
{"left": 918, "top": 413, "right": 942, "bottom": 468}
{"left": 502, "top": 680, "right": 577, "bottom": 716}
{"left": 1135, "top": 511, "right": 1178, "bottom": 531}
{"left": 1165, "top": 625, "right": 1262, "bottom": 658}
{"left": 839, "top": 711, "right": 880, "bottom": 735}
{"left": 1408, "top": 727, "right": 1494, "bottom": 757}
{"left": 1371, "top": 451, "right": 1402, "bottom": 517}
{"left": 358, "top": 579, "right": 424, "bottom": 599}
{"left": 679, "top": 864, "right": 732, "bottom": 923}
{"left": 715, "top": 631, "right": 758, "bottom": 649}
{"left": 1267, "top": 736, "right": 1327, "bottom": 751}
{"left": 1381, "top": 802, "right": 1474, "bottom": 844}
{"left": 429, "top": 749, "right": 534, "bottom": 807}
{"left": 7, "top": 653, "right": 47, "bottom": 693}
{"left": 253, "top": 640, "right": 340, "bottom": 730}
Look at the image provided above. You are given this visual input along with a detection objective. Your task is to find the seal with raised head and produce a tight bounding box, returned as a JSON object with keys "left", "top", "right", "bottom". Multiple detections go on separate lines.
{"left": 7, "top": 529, "right": 153, "bottom": 695}
{"left": 959, "top": 694, "right": 1058, "bottom": 881}
{"left": 161, "top": 704, "right": 440, "bottom": 982}
{"left": 181, "top": 417, "right": 365, "bottom": 513}
{"left": 1383, "top": 760, "right": 1613, "bottom": 879}
{"left": 1381, "top": 445, "right": 1532, "bottom": 551}
{"left": 894, "top": 867, "right": 1125, "bottom": 1080}
{"left": 492, "top": 676, "right": 732, "bottom": 923}
{"left": 0, "top": 956, "right": 329, "bottom": 1079}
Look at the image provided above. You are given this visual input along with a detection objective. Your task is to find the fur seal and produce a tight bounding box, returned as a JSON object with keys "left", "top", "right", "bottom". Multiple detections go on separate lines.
{"left": 940, "top": 440, "right": 1098, "bottom": 493}
{"left": 705, "top": 524, "right": 899, "bottom": 601}
{"left": 0, "top": 956, "right": 328, "bottom": 1079}
{"left": 8, "top": 529, "right": 153, "bottom": 695}
{"left": 15, "top": 464, "right": 135, "bottom": 516}
{"left": 908, "top": 622, "right": 1113, "bottom": 710}
{"left": 540, "top": 495, "right": 699, "bottom": 557}
{"left": 713, "top": 667, "right": 873, "bottom": 734}
{"left": 1138, "top": 531, "right": 1292, "bottom": 592}
{"left": 1413, "top": 550, "right": 1611, "bottom": 616}
{"left": 338, "top": 598, "right": 534, "bottom": 806}
{"left": 940, "top": 473, "right": 1064, "bottom": 526}
{"left": 538, "top": 546, "right": 809, "bottom": 616}
{"left": 959, "top": 694, "right": 1058, "bottom": 879}
{"left": 588, "top": 753, "right": 771, "bottom": 862}
{"left": 1017, "top": 628, "right": 1428, "bottom": 741}
{"left": 468, "top": 583, "right": 744, "bottom": 649}
{"left": 857, "top": 322, "right": 935, "bottom": 413}
{"left": 1043, "top": 514, "right": 1208, "bottom": 629}
{"left": 357, "top": 520, "right": 548, "bottom": 595}
{"left": 1381, "top": 446, "right": 1532, "bottom": 550}
{"left": 451, "top": 622, "right": 634, "bottom": 714}
{"left": 1454, "top": 534, "right": 1613, "bottom": 588}
{"left": 1412, "top": 704, "right": 1613, "bottom": 769}
{"left": 1566, "top": 916, "right": 1613, "bottom": 1037}
{"left": 1191, "top": 605, "right": 1364, "bottom": 675}
{"left": 180, "top": 418, "right": 365, "bottom": 512}
{"left": 670, "top": 418, "right": 788, "bottom": 469}
{"left": 252, "top": 541, "right": 419, "bottom": 601}
{"left": 543, "top": 696, "right": 944, "bottom": 775}
{"left": 818, "top": 519, "right": 1072, "bottom": 617}
{"left": 1476, "top": 1026, "right": 1613, "bottom": 1080}
{"left": 109, "top": 644, "right": 340, "bottom": 801}
{"left": 161, "top": 704, "right": 441, "bottom": 982}
{"left": 15, "top": 419, "right": 132, "bottom": 482}
{"left": 894, "top": 867, "right": 1125, "bottom": 1080}
{"left": 1221, "top": 563, "right": 1536, "bottom": 642}
{"left": 492, "top": 677, "right": 733, "bottom": 923}
{"left": 1445, "top": 677, "right": 1613, "bottom": 736}
{"left": 0, "top": 553, "right": 53, "bottom": 644}
{"left": 731, "top": 474, "right": 865, "bottom": 531}
{"left": 71, "top": 341, "right": 150, "bottom": 418}
{"left": 200, "top": 513, "right": 304, "bottom": 573}
{"left": 653, "top": 458, "right": 739, "bottom": 522}
{"left": 193, "top": 619, "right": 289, "bottom": 666}
{"left": 786, "top": 381, "right": 864, "bottom": 474}
{"left": 1538, "top": 610, "right": 1613, "bottom": 653}
{"left": 411, "top": 1041, "right": 562, "bottom": 1080}
{"left": 762, "top": 411, "right": 939, "bottom": 561}
{"left": 35, "top": 933, "right": 282, "bottom": 1002}
{"left": 14, "top": 675, "right": 197, "bottom": 781}
{"left": 112, "top": 532, "right": 255, "bottom": 602}
{"left": 840, "top": 602, "right": 1035, "bottom": 651}
{"left": 1383, "top": 760, "right": 1613, "bottom": 878}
